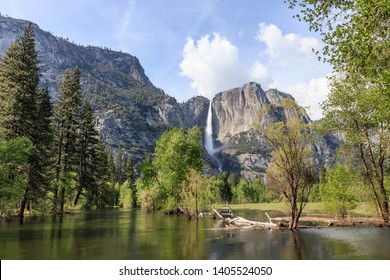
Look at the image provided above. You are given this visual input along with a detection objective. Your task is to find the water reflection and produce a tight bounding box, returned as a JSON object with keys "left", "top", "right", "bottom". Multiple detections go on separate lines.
{"left": 0, "top": 209, "right": 389, "bottom": 260}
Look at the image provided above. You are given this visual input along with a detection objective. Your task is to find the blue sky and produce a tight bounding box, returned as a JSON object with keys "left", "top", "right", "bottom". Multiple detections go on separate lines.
{"left": 1, "top": 0, "right": 332, "bottom": 119}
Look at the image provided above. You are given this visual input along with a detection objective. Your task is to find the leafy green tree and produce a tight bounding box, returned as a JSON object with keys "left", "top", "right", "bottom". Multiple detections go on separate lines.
{"left": 232, "top": 178, "right": 247, "bottom": 204}
{"left": 216, "top": 172, "right": 233, "bottom": 203}
{"left": 180, "top": 169, "right": 219, "bottom": 218}
{"left": 52, "top": 67, "right": 82, "bottom": 214}
{"left": 321, "top": 78, "right": 389, "bottom": 222}
{"left": 286, "top": 0, "right": 389, "bottom": 79}
{"left": 286, "top": 0, "right": 390, "bottom": 223}
{"left": 154, "top": 126, "right": 202, "bottom": 211}
{"left": 118, "top": 180, "right": 133, "bottom": 209}
{"left": 255, "top": 100, "right": 315, "bottom": 229}
{"left": 0, "top": 137, "right": 32, "bottom": 217}
{"left": 320, "top": 165, "right": 360, "bottom": 218}
{"left": 136, "top": 126, "right": 203, "bottom": 212}
{"left": 232, "top": 178, "right": 269, "bottom": 204}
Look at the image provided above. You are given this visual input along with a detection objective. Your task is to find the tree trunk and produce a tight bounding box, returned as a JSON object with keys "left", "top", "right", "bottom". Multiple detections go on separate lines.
{"left": 19, "top": 196, "right": 27, "bottom": 218}
{"left": 73, "top": 170, "right": 85, "bottom": 207}
{"left": 290, "top": 201, "right": 298, "bottom": 230}
{"left": 51, "top": 129, "right": 64, "bottom": 214}
{"left": 59, "top": 186, "right": 65, "bottom": 214}
{"left": 381, "top": 196, "right": 389, "bottom": 223}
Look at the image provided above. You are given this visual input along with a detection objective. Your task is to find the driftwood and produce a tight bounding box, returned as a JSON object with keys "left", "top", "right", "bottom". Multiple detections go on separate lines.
{"left": 212, "top": 209, "right": 279, "bottom": 229}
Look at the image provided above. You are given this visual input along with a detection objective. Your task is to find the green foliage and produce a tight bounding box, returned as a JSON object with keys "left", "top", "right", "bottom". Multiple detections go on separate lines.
{"left": 255, "top": 100, "right": 315, "bottom": 229}
{"left": 0, "top": 24, "right": 139, "bottom": 216}
{"left": 320, "top": 165, "right": 360, "bottom": 218}
{"left": 136, "top": 126, "right": 204, "bottom": 212}
{"left": 232, "top": 178, "right": 272, "bottom": 204}
{"left": 320, "top": 74, "right": 390, "bottom": 222}
{"left": 180, "top": 169, "right": 219, "bottom": 218}
{"left": 52, "top": 67, "right": 83, "bottom": 213}
{"left": 0, "top": 23, "right": 40, "bottom": 139}
{"left": 0, "top": 24, "right": 54, "bottom": 217}
{"left": 118, "top": 180, "right": 133, "bottom": 209}
{"left": 0, "top": 137, "right": 32, "bottom": 217}
{"left": 286, "top": 0, "right": 389, "bottom": 78}
{"left": 287, "top": 0, "right": 390, "bottom": 223}
{"left": 136, "top": 179, "right": 160, "bottom": 211}
{"left": 214, "top": 172, "right": 233, "bottom": 203}
{"left": 54, "top": 171, "right": 77, "bottom": 211}
{"left": 72, "top": 101, "right": 100, "bottom": 208}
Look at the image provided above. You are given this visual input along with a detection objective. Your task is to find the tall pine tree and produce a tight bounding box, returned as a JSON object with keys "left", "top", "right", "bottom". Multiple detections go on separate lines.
{"left": 0, "top": 23, "right": 53, "bottom": 217}
{"left": 0, "top": 23, "right": 39, "bottom": 139}
{"left": 73, "top": 101, "right": 99, "bottom": 207}
{"left": 52, "top": 67, "right": 82, "bottom": 214}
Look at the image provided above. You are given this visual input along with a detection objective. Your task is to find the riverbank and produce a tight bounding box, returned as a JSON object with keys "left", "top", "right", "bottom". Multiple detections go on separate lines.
{"left": 217, "top": 202, "right": 388, "bottom": 228}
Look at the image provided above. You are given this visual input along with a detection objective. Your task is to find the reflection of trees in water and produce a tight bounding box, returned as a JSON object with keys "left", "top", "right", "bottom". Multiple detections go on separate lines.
{"left": 207, "top": 228, "right": 359, "bottom": 260}
{"left": 289, "top": 230, "right": 357, "bottom": 260}
{"left": 135, "top": 213, "right": 209, "bottom": 259}
{"left": 291, "top": 231, "right": 306, "bottom": 260}
{"left": 2, "top": 211, "right": 389, "bottom": 259}
{"left": 49, "top": 215, "right": 63, "bottom": 259}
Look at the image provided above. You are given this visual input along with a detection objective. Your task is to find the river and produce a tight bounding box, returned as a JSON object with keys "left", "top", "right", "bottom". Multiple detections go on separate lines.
{"left": 1, "top": 209, "right": 389, "bottom": 260}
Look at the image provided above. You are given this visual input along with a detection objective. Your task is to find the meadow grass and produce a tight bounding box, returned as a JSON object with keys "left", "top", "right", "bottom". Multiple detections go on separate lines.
{"left": 217, "top": 202, "right": 378, "bottom": 218}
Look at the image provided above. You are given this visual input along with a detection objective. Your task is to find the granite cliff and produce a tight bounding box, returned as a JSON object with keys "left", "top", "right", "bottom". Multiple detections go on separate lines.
{"left": 209, "top": 82, "right": 340, "bottom": 179}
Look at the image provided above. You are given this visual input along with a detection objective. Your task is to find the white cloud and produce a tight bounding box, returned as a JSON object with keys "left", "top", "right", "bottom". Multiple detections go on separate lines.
{"left": 256, "top": 22, "right": 322, "bottom": 68}
{"left": 179, "top": 23, "right": 329, "bottom": 119}
{"left": 180, "top": 33, "right": 272, "bottom": 99}
{"left": 251, "top": 60, "right": 272, "bottom": 86}
{"left": 278, "top": 76, "right": 330, "bottom": 120}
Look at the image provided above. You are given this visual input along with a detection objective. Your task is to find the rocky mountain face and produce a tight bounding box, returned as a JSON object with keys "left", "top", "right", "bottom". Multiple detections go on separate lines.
{"left": 0, "top": 16, "right": 340, "bottom": 179}
{"left": 209, "top": 83, "right": 340, "bottom": 180}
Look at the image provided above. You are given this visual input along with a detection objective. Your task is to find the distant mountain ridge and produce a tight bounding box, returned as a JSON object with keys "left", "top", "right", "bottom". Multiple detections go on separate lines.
{"left": 0, "top": 15, "right": 340, "bottom": 179}
{"left": 0, "top": 15, "right": 155, "bottom": 94}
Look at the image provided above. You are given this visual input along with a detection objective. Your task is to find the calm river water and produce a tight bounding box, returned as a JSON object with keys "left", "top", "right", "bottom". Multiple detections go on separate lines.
{"left": 0, "top": 209, "right": 389, "bottom": 260}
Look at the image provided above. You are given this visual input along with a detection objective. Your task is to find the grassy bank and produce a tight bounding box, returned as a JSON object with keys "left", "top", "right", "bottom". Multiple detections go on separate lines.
{"left": 217, "top": 202, "right": 378, "bottom": 219}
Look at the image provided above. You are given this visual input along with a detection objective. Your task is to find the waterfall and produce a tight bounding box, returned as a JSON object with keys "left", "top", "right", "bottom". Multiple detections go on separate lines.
{"left": 205, "top": 102, "right": 214, "bottom": 156}
{"left": 205, "top": 102, "right": 223, "bottom": 171}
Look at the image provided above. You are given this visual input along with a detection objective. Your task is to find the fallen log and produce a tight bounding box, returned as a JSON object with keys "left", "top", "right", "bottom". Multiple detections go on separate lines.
{"left": 213, "top": 208, "right": 225, "bottom": 220}
{"left": 212, "top": 209, "right": 279, "bottom": 229}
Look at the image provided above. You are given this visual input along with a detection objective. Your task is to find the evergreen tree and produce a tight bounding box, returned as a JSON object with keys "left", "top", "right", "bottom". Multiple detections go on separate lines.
{"left": 0, "top": 24, "right": 53, "bottom": 217}
{"left": 87, "top": 138, "right": 110, "bottom": 209}
{"left": 123, "top": 154, "right": 136, "bottom": 207}
{"left": 52, "top": 67, "right": 82, "bottom": 214}
{"left": 73, "top": 101, "right": 99, "bottom": 207}
{"left": 21, "top": 87, "right": 53, "bottom": 215}
{"left": 0, "top": 23, "right": 39, "bottom": 140}
{"left": 123, "top": 154, "right": 134, "bottom": 184}
{"left": 107, "top": 151, "right": 116, "bottom": 184}
{"left": 114, "top": 148, "right": 124, "bottom": 184}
